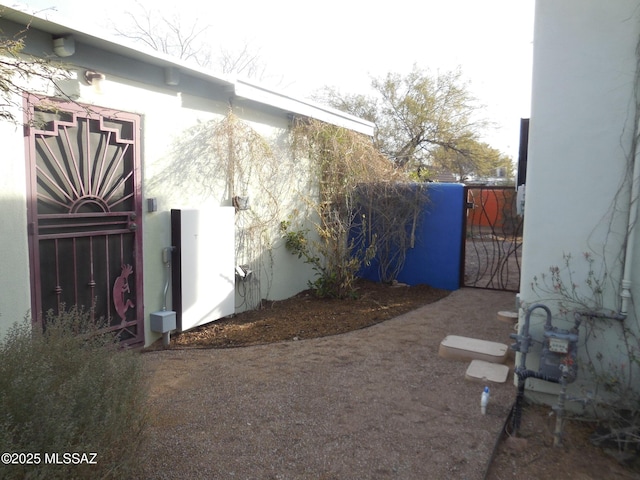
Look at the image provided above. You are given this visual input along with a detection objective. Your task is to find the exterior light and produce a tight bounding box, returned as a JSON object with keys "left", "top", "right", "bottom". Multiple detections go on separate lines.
{"left": 84, "top": 70, "right": 106, "bottom": 94}
{"left": 52, "top": 35, "right": 75, "bottom": 57}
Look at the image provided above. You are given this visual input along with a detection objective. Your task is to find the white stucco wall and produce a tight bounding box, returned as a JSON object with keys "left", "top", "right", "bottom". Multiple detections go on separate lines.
{"left": 520, "top": 0, "right": 640, "bottom": 407}
{"left": 0, "top": 108, "right": 32, "bottom": 338}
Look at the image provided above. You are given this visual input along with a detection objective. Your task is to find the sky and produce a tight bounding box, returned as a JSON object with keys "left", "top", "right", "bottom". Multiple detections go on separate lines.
{"left": 16, "top": 0, "right": 535, "bottom": 160}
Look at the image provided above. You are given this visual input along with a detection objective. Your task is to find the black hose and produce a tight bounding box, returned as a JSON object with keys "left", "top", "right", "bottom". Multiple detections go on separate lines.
{"left": 512, "top": 368, "right": 560, "bottom": 435}
{"left": 485, "top": 368, "right": 566, "bottom": 479}
{"left": 482, "top": 401, "right": 516, "bottom": 480}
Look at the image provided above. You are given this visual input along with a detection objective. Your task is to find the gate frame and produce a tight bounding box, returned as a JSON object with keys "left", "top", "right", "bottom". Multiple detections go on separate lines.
{"left": 23, "top": 94, "right": 144, "bottom": 346}
{"left": 462, "top": 184, "right": 523, "bottom": 292}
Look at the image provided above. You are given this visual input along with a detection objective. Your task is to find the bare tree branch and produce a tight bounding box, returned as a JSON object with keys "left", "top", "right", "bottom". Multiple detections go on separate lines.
{"left": 113, "top": 0, "right": 267, "bottom": 80}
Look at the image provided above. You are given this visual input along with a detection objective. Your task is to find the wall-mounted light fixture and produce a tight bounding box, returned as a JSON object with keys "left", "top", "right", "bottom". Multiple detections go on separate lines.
{"left": 164, "top": 67, "right": 180, "bottom": 86}
{"left": 52, "top": 35, "right": 75, "bottom": 57}
{"left": 84, "top": 70, "right": 106, "bottom": 94}
{"left": 232, "top": 195, "right": 250, "bottom": 212}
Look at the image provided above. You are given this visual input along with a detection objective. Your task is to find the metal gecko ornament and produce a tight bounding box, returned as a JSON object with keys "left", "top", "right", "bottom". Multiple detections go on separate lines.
{"left": 113, "top": 264, "right": 135, "bottom": 322}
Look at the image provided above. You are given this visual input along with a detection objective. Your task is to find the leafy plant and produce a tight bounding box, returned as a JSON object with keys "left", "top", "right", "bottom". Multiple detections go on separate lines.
{"left": 280, "top": 219, "right": 375, "bottom": 298}
{"left": 0, "top": 307, "right": 148, "bottom": 479}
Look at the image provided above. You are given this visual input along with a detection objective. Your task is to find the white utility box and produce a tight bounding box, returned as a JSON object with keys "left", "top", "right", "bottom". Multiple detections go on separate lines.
{"left": 171, "top": 208, "right": 235, "bottom": 332}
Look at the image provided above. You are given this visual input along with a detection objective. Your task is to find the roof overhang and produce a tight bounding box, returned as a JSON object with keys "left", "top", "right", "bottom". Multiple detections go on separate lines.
{"left": 233, "top": 79, "right": 375, "bottom": 136}
{"left": 0, "top": 3, "right": 374, "bottom": 137}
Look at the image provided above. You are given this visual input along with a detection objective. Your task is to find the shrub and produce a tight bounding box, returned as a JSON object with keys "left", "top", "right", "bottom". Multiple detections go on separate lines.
{"left": 281, "top": 219, "right": 375, "bottom": 298}
{"left": 0, "top": 307, "right": 148, "bottom": 479}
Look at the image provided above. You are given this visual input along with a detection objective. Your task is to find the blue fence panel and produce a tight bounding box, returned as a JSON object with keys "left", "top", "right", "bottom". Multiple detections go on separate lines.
{"left": 358, "top": 183, "right": 464, "bottom": 290}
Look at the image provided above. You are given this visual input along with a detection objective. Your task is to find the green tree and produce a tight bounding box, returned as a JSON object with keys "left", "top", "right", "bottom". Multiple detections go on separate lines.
{"left": 429, "top": 138, "right": 513, "bottom": 183}
{"left": 321, "top": 91, "right": 378, "bottom": 124}
{"left": 315, "top": 65, "right": 507, "bottom": 181}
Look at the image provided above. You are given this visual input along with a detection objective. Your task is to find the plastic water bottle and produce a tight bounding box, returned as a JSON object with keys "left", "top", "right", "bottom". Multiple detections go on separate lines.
{"left": 480, "top": 386, "right": 490, "bottom": 415}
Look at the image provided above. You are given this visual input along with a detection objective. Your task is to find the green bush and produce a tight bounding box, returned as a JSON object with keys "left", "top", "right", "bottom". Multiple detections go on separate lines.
{"left": 0, "top": 307, "right": 148, "bottom": 479}
{"left": 280, "top": 219, "right": 375, "bottom": 299}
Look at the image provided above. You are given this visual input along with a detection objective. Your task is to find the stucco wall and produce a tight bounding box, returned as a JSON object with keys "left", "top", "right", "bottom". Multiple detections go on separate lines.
{"left": 520, "top": 0, "right": 640, "bottom": 406}
{"left": 79, "top": 77, "right": 317, "bottom": 346}
{"left": 0, "top": 31, "right": 318, "bottom": 347}
{"left": 0, "top": 106, "right": 32, "bottom": 339}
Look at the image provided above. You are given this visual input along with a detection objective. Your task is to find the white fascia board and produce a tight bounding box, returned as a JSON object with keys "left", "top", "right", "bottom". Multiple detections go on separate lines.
{"left": 233, "top": 79, "right": 375, "bottom": 137}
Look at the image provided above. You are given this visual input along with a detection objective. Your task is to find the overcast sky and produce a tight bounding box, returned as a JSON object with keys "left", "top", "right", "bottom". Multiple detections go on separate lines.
{"left": 16, "top": 0, "right": 535, "bottom": 159}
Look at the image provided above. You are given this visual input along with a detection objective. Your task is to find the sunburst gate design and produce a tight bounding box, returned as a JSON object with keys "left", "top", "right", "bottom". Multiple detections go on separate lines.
{"left": 26, "top": 98, "right": 144, "bottom": 346}
{"left": 33, "top": 108, "right": 135, "bottom": 215}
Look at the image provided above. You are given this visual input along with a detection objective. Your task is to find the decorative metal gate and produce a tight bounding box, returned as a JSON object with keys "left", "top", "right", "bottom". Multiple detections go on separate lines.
{"left": 463, "top": 186, "right": 522, "bottom": 292}
{"left": 25, "top": 96, "right": 144, "bottom": 346}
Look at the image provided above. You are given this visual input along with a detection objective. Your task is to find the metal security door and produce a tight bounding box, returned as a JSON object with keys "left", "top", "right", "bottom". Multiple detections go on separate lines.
{"left": 25, "top": 97, "right": 144, "bottom": 346}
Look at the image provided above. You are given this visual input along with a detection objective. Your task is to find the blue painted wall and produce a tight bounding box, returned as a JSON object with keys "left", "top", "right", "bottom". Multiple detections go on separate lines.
{"left": 359, "top": 183, "right": 464, "bottom": 290}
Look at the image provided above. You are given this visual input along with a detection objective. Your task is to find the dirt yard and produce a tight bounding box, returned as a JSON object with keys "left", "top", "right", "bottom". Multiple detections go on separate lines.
{"left": 142, "top": 280, "right": 639, "bottom": 479}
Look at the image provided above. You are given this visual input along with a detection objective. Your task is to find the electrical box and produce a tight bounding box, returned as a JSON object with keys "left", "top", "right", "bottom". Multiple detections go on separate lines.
{"left": 150, "top": 310, "right": 176, "bottom": 333}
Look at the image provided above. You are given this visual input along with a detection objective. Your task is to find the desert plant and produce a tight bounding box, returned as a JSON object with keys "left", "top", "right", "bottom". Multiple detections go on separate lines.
{"left": 281, "top": 218, "right": 376, "bottom": 298}
{"left": 0, "top": 306, "right": 148, "bottom": 479}
{"left": 353, "top": 182, "right": 430, "bottom": 283}
{"left": 288, "top": 118, "right": 425, "bottom": 296}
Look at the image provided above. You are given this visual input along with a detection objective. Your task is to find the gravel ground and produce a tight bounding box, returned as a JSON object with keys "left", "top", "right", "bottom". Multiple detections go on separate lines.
{"left": 140, "top": 289, "right": 516, "bottom": 480}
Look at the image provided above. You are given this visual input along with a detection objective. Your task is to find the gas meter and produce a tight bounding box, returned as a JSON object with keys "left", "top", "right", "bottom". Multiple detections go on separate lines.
{"left": 540, "top": 324, "right": 579, "bottom": 382}
{"left": 510, "top": 303, "right": 581, "bottom": 383}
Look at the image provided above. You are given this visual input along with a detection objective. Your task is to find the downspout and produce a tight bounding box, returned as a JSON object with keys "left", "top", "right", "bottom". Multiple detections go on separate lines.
{"left": 619, "top": 191, "right": 638, "bottom": 319}
{"left": 619, "top": 95, "right": 640, "bottom": 319}
{"left": 571, "top": 43, "right": 640, "bottom": 323}
{"left": 583, "top": 143, "right": 638, "bottom": 321}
